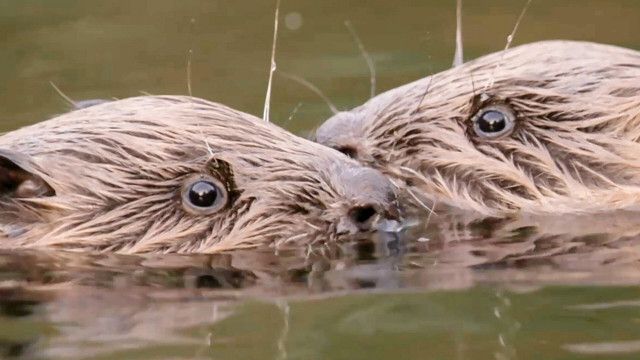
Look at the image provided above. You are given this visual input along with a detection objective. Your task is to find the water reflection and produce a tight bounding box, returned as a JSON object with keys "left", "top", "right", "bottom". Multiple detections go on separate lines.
{"left": 411, "top": 211, "right": 640, "bottom": 273}
{"left": 2, "top": 212, "right": 640, "bottom": 358}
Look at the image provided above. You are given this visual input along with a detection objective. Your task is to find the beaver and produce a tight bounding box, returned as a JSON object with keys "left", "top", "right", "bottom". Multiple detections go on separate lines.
{"left": 0, "top": 95, "right": 401, "bottom": 253}
{"left": 316, "top": 40, "right": 640, "bottom": 216}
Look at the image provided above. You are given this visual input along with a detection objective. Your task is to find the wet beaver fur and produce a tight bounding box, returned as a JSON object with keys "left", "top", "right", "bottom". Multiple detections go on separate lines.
{"left": 0, "top": 95, "right": 400, "bottom": 253}
{"left": 316, "top": 41, "right": 640, "bottom": 216}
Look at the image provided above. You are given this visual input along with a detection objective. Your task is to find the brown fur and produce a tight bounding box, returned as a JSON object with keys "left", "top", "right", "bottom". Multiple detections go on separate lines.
{"left": 0, "top": 95, "right": 400, "bottom": 253}
{"left": 316, "top": 41, "right": 640, "bottom": 216}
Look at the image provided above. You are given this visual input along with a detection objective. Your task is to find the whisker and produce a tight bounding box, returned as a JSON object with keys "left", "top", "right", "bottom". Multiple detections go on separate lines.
{"left": 413, "top": 75, "right": 434, "bottom": 115}
{"left": 469, "top": 69, "right": 477, "bottom": 97}
{"left": 424, "top": 199, "right": 437, "bottom": 227}
{"left": 204, "top": 137, "right": 214, "bottom": 156}
{"left": 406, "top": 186, "right": 436, "bottom": 215}
{"left": 275, "top": 232, "right": 307, "bottom": 249}
{"left": 304, "top": 221, "right": 321, "bottom": 231}
{"left": 485, "top": 0, "right": 533, "bottom": 90}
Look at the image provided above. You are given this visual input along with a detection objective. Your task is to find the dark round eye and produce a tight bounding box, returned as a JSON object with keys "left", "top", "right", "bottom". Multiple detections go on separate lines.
{"left": 182, "top": 177, "right": 228, "bottom": 215}
{"left": 189, "top": 181, "right": 218, "bottom": 207}
{"left": 472, "top": 105, "right": 516, "bottom": 139}
{"left": 336, "top": 145, "right": 357, "bottom": 158}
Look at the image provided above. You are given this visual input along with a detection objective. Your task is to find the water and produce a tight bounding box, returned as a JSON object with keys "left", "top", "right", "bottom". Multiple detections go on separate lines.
{"left": 1, "top": 0, "right": 640, "bottom": 359}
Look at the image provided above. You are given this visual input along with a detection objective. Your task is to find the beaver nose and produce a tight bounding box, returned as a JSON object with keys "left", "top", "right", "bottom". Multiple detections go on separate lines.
{"left": 349, "top": 205, "right": 378, "bottom": 230}
{"left": 336, "top": 167, "right": 401, "bottom": 234}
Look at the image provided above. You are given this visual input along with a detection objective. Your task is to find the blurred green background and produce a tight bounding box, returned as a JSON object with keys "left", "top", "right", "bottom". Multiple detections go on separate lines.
{"left": 1, "top": 0, "right": 639, "bottom": 133}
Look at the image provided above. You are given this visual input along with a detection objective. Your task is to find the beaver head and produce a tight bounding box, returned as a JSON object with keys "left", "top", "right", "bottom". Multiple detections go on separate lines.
{"left": 0, "top": 96, "right": 400, "bottom": 253}
{"left": 316, "top": 40, "right": 640, "bottom": 216}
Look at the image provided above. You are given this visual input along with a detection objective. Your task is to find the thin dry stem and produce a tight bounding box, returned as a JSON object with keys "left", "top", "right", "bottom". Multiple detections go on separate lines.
{"left": 263, "top": 0, "right": 281, "bottom": 122}
{"left": 279, "top": 71, "right": 339, "bottom": 115}
{"left": 49, "top": 82, "right": 75, "bottom": 107}
{"left": 452, "top": 0, "right": 464, "bottom": 67}
{"left": 345, "top": 20, "right": 376, "bottom": 99}
{"left": 286, "top": 102, "right": 303, "bottom": 122}
{"left": 186, "top": 49, "right": 194, "bottom": 97}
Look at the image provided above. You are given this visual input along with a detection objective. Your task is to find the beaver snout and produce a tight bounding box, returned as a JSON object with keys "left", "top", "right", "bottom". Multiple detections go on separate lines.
{"left": 335, "top": 167, "right": 402, "bottom": 235}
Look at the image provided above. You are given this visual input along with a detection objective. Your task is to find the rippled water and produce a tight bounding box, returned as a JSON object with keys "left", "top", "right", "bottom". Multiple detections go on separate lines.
{"left": 2, "top": 1, "right": 640, "bottom": 359}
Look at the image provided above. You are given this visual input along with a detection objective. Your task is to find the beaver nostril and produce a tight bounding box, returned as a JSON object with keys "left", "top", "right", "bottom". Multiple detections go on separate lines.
{"left": 349, "top": 205, "right": 377, "bottom": 229}
{"left": 336, "top": 166, "right": 401, "bottom": 235}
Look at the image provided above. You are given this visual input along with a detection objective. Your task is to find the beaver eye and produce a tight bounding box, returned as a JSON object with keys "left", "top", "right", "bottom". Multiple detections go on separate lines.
{"left": 181, "top": 176, "right": 228, "bottom": 215}
{"left": 472, "top": 105, "right": 516, "bottom": 139}
{"left": 189, "top": 181, "right": 218, "bottom": 207}
{"left": 336, "top": 146, "right": 357, "bottom": 158}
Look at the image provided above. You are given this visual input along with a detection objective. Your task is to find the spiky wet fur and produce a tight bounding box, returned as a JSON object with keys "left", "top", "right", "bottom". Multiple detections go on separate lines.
{"left": 316, "top": 41, "right": 640, "bottom": 216}
{"left": 0, "top": 96, "right": 395, "bottom": 253}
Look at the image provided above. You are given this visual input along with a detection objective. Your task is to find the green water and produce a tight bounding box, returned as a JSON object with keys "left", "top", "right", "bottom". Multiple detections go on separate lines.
{"left": 1, "top": 1, "right": 640, "bottom": 359}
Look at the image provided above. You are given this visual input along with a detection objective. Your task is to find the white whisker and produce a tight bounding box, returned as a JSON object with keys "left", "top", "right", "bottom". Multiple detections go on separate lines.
{"left": 406, "top": 186, "right": 435, "bottom": 215}
{"left": 485, "top": 0, "right": 533, "bottom": 90}
{"left": 469, "top": 69, "right": 477, "bottom": 97}
{"left": 304, "top": 221, "right": 321, "bottom": 231}
{"left": 413, "top": 75, "right": 434, "bottom": 115}
{"left": 424, "top": 199, "right": 437, "bottom": 227}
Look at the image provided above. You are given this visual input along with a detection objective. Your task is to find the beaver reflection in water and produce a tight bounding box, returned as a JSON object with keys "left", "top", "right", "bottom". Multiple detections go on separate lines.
{"left": 316, "top": 41, "right": 640, "bottom": 216}
{"left": 0, "top": 96, "right": 400, "bottom": 253}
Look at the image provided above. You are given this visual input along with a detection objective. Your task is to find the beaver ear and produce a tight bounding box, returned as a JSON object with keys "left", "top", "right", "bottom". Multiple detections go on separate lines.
{"left": 0, "top": 149, "right": 55, "bottom": 198}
